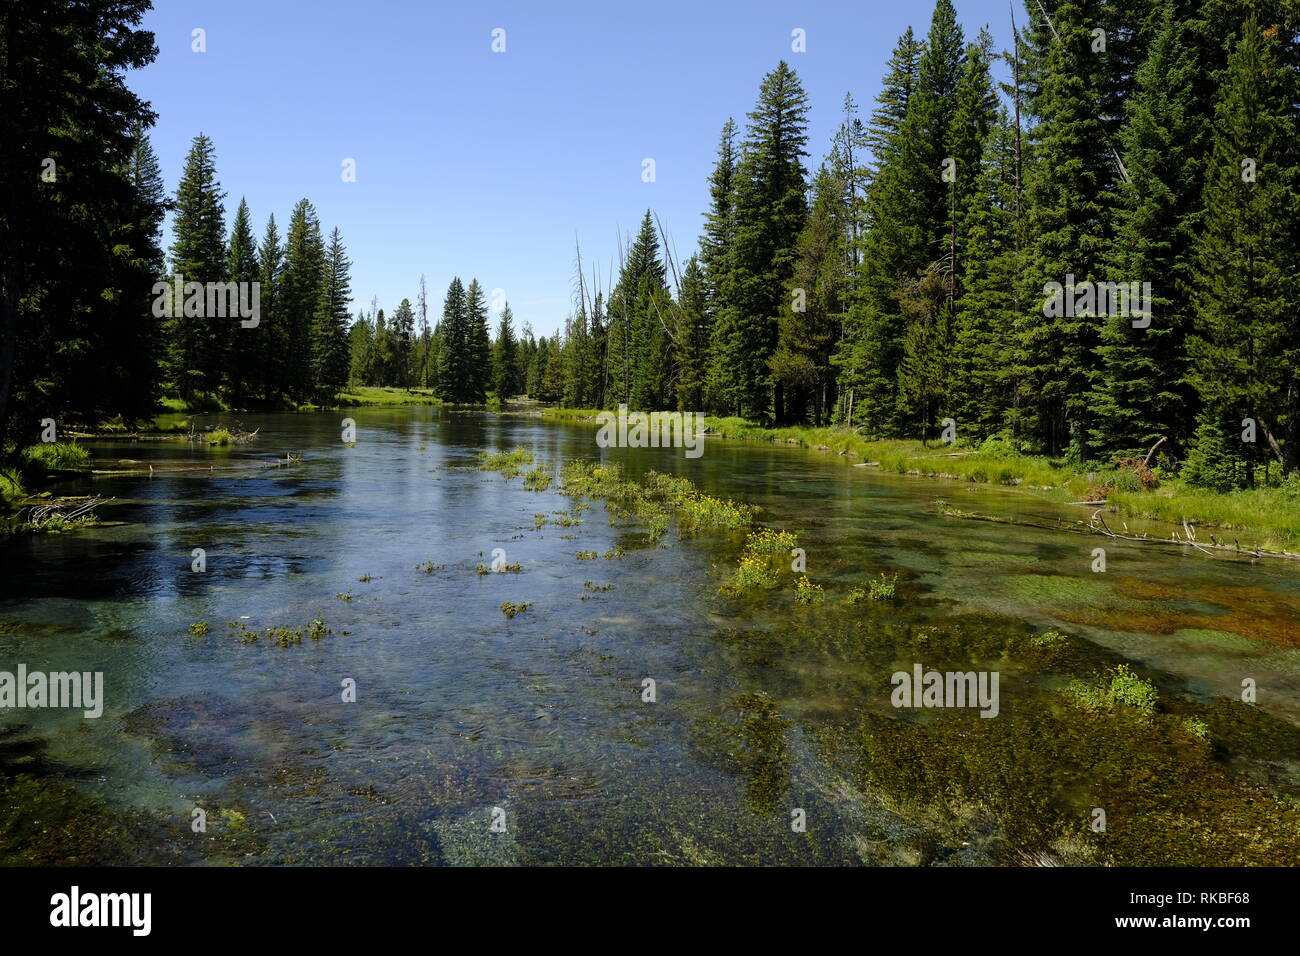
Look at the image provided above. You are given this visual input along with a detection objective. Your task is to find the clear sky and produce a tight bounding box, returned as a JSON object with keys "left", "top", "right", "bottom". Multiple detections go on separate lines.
{"left": 132, "top": 0, "right": 1014, "bottom": 336}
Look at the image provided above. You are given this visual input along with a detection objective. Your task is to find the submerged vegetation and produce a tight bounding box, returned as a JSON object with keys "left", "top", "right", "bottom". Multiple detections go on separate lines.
{"left": 546, "top": 411, "right": 1300, "bottom": 551}
{"left": 560, "top": 459, "right": 753, "bottom": 546}
{"left": 1066, "top": 664, "right": 1161, "bottom": 717}
{"left": 478, "top": 446, "right": 533, "bottom": 477}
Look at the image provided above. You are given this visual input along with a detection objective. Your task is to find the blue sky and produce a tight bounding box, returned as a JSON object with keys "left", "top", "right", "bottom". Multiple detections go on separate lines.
{"left": 132, "top": 0, "right": 1014, "bottom": 336}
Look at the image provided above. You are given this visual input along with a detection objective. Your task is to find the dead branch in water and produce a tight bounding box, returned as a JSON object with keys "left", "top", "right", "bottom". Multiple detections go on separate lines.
{"left": 17, "top": 495, "right": 112, "bottom": 527}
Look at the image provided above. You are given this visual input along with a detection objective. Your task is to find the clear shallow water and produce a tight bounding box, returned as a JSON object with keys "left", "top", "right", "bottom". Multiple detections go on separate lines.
{"left": 2, "top": 408, "right": 1298, "bottom": 865}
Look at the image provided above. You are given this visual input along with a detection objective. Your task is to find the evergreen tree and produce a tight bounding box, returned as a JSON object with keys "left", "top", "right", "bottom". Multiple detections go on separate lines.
{"left": 436, "top": 278, "right": 468, "bottom": 401}
{"left": 348, "top": 310, "right": 374, "bottom": 386}
{"left": 0, "top": 0, "right": 162, "bottom": 446}
{"left": 897, "top": 0, "right": 967, "bottom": 270}
{"left": 413, "top": 275, "right": 432, "bottom": 387}
{"left": 949, "top": 110, "right": 1024, "bottom": 438}
{"left": 371, "top": 308, "right": 393, "bottom": 385}
{"left": 1188, "top": 15, "right": 1299, "bottom": 477}
{"left": 608, "top": 212, "right": 670, "bottom": 408}
{"left": 255, "top": 214, "right": 283, "bottom": 401}
{"left": 279, "top": 199, "right": 325, "bottom": 403}
{"left": 311, "top": 227, "right": 352, "bottom": 402}
{"left": 623, "top": 212, "right": 671, "bottom": 410}
{"left": 518, "top": 322, "right": 537, "bottom": 398}
{"left": 675, "top": 257, "right": 710, "bottom": 412}
{"left": 493, "top": 303, "right": 519, "bottom": 398}
{"left": 225, "top": 198, "right": 259, "bottom": 404}
{"left": 390, "top": 298, "right": 415, "bottom": 387}
{"left": 1018, "top": 0, "right": 1118, "bottom": 458}
{"left": 708, "top": 61, "right": 810, "bottom": 421}
{"left": 837, "top": 14, "right": 951, "bottom": 435}
{"left": 1090, "top": 6, "right": 1204, "bottom": 456}
{"left": 463, "top": 280, "right": 492, "bottom": 402}
{"left": 864, "top": 27, "right": 923, "bottom": 179}
{"left": 167, "top": 134, "right": 228, "bottom": 400}
{"left": 774, "top": 166, "right": 846, "bottom": 424}
{"left": 699, "top": 118, "right": 738, "bottom": 365}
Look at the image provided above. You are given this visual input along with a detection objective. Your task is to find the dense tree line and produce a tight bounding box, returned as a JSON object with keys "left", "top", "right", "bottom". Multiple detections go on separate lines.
{"left": 6, "top": 0, "right": 1298, "bottom": 497}
{"left": 163, "top": 134, "right": 353, "bottom": 407}
{"left": 0, "top": 0, "right": 356, "bottom": 444}
{"left": 1, "top": 0, "right": 164, "bottom": 449}
{"left": 532, "top": 0, "right": 1300, "bottom": 491}
{"left": 345, "top": 279, "right": 534, "bottom": 404}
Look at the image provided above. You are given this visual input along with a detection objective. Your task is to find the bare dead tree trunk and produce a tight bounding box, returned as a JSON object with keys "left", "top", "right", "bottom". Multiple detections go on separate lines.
{"left": 1142, "top": 435, "right": 1167, "bottom": 468}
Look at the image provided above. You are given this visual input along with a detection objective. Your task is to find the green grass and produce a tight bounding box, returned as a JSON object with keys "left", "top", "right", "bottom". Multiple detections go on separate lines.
{"left": 335, "top": 386, "right": 442, "bottom": 407}
{"left": 21, "top": 441, "right": 90, "bottom": 472}
{"left": 538, "top": 407, "right": 602, "bottom": 422}
{"left": 0, "top": 469, "right": 25, "bottom": 504}
{"left": 159, "top": 395, "right": 228, "bottom": 413}
{"left": 206, "top": 427, "right": 231, "bottom": 446}
{"left": 1107, "top": 479, "right": 1300, "bottom": 551}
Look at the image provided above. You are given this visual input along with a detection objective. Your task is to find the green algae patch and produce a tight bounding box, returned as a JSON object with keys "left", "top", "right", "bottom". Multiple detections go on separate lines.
{"left": 0, "top": 773, "right": 266, "bottom": 866}
{"left": 686, "top": 692, "right": 792, "bottom": 815}
{"left": 698, "top": 608, "right": 1300, "bottom": 866}
{"left": 1004, "top": 573, "right": 1118, "bottom": 607}
{"left": 837, "top": 689, "right": 1300, "bottom": 865}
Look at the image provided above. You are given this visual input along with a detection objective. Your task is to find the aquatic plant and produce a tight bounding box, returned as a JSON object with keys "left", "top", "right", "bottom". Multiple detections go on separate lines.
{"left": 1183, "top": 716, "right": 1211, "bottom": 743}
{"left": 744, "top": 529, "right": 799, "bottom": 555}
{"left": 676, "top": 494, "right": 753, "bottom": 532}
{"left": 500, "top": 601, "right": 532, "bottom": 619}
{"left": 265, "top": 625, "right": 302, "bottom": 647}
{"left": 844, "top": 572, "right": 901, "bottom": 602}
{"left": 575, "top": 550, "right": 598, "bottom": 560}
{"left": 522, "top": 464, "right": 553, "bottom": 491}
{"left": 730, "top": 554, "right": 779, "bottom": 591}
{"left": 560, "top": 460, "right": 754, "bottom": 542}
{"left": 478, "top": 446, "right": 534, "bottom": 477}
{"left": 867, "top": 572, "right": 900, "bottom": 602}
{"left": 1066, "top": 664, "right": 1159, "bottom": 716}
{"left": 793, "top": 576, "right": 824, "bottom": 605}
{"left": 189, "top": 621, "right": 209, "bottom": 637}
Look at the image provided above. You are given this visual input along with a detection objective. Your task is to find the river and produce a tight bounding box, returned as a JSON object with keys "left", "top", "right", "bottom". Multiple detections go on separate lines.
{"left": 2, "top": 407, "right": 1297, "bottom": 865}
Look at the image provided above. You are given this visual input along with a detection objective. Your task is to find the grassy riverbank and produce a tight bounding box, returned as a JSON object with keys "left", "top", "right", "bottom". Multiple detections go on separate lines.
{"left": 540, "top": 408, "right": 1300, "bottom": 553}
{"left": 159, "top": 385, "right": 445, "bottom": 414}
